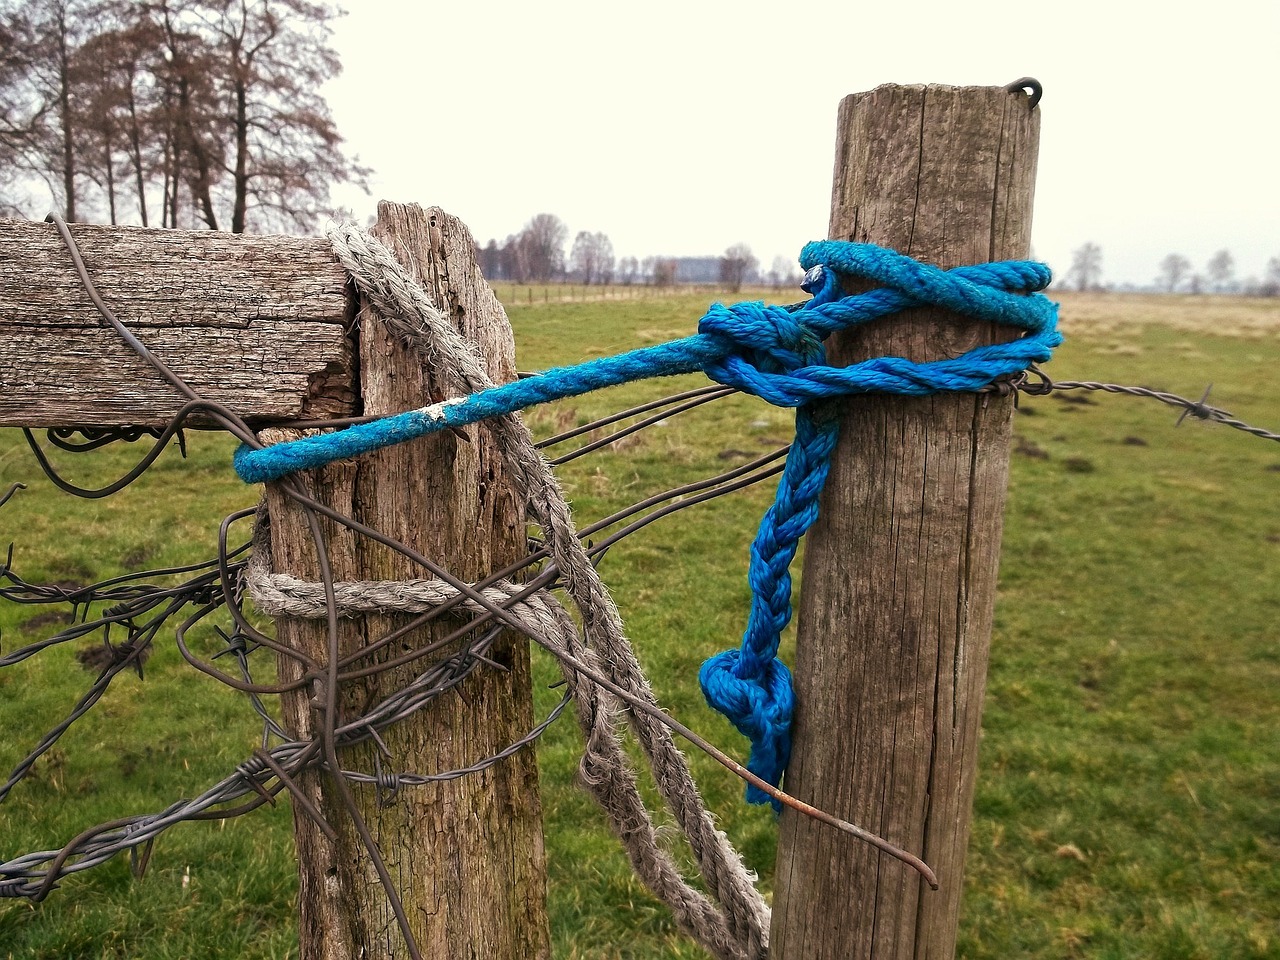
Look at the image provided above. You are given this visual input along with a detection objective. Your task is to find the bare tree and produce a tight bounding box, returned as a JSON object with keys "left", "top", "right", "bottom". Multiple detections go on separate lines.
{"left": 650, "top": 257, "right": 676, "bottom": 288}
{"left": 72, "top": 16, "right": 169, "bottom": 225}
{"left": 152, "top": 5, "right": 227, "bottom": 229}
{"left": 518, "top": 213, "right": 567, "bottom": 282}
{"left": 569, "top": 230, "right": 613, "bottom": 285}
{"left": 1206, "top": 249, "right": 1234, "bottom": 293}
{"left": 153, "top": 0, "right": 366, "bottom": 233}
{"left": 0, "top": 14, "right": 50, "bottom": 211}
{"left": 497, "top": 232, "right": 526, "bottom": 282}
{"left": 569, "top": 231, "right": 592, "bottom": 283}
{"left": 0, "top": 0, "right": 104, "bottom": 221}
{"left": 597, "top": 235, "right": 614, "bottom": 284}
{"left": 719, "top": 242, "right": 757, "bottom": 293}
{"left": 768, "top": 254, "right": 799, "bottom": 289}
{"left": 616, "top": 255, "right": 638, "bottom": 286}
{"left": 1066, "top": 242, "right": 1103, "bottom": 291}
{"left": 115, "top": 17, "right": 161, "bottom": 225}
{"left": 478, "top": 238, "right": 501, "bottom": 278}
{"left": 1157, "top": 253, "right": 1192, "bottom": 293}
{"left": 1262, "top": 256, "right": 1280, "bottom": 297}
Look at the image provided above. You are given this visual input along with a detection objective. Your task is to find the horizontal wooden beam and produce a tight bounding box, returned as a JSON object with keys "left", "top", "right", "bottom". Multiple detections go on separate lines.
{"left": 0, "top": 220, "right": 355, "bottom": 427}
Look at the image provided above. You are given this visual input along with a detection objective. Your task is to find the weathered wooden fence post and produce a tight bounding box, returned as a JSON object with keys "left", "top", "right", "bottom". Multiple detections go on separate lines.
{"left": 263, "top": 202, "right": 550, "bottom": 959}
{"left": 770, "top": 84, "right": 1040, "bottom": 957}
{"left": 0, "top": 205, "right": 549, "bottom": 959}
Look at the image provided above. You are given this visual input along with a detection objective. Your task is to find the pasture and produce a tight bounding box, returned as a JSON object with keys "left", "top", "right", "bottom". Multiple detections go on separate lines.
{"left": 0, "top": 288, "right": 1277, "bottom": 959}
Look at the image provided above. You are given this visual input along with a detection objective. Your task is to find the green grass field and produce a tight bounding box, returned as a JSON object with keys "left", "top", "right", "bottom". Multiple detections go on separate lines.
{"left": 1, "top": 289, "right": 1277, "bottom": 959}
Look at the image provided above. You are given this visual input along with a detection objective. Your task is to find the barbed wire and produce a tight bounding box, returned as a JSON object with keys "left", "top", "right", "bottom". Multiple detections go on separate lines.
{"left": 2, "top": 216, "right": 811, "bottom": 960}
{"left": 1013, "top": 365, "right": 1280, "bottom": 442}
{"left": 0, "top": 402, "right": 790, "bottom": 845}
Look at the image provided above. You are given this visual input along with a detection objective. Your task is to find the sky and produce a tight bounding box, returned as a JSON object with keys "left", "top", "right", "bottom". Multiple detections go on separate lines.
{"left": 324, "top": 0, "right": 1280, "bottom": 288}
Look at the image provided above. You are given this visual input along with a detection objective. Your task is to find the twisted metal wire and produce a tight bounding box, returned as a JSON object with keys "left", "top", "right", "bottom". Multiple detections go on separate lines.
{"left": 1015, "top": 365, "right": 1280, "bottom": 442}
{"left": 2, "top": 217, "right": 807, "bottom": 959}
{"left": 0, "top": 393, "right": 789, "bottom": 895}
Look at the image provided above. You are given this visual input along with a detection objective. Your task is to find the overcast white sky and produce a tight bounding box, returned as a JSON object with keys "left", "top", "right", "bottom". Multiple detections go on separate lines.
{"left": 324, "top": 0, "right": 1279, "bottom": 288}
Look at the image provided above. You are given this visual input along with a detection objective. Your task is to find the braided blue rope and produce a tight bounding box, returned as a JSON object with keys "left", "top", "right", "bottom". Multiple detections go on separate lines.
{"left": 234, "top": 242, "right": 1060, "bottom": 808}
{"left": 699, "top": 401, "right": 840, "bottom": 805}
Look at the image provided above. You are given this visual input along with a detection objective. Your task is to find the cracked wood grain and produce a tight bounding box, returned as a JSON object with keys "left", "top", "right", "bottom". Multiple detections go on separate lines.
{"left": 0, "top": 219, "right": 354, "bottom": 426}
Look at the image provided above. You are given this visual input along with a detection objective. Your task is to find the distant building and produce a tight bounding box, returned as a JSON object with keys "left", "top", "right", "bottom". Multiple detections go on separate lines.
{"left": 671, "top": 257, "right": 720, "bottom": 283}
{"left": 670, "top": 256, "right": 759, "bottom": 285}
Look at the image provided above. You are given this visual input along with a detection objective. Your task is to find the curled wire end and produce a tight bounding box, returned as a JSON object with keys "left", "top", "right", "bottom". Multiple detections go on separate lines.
{"left": 1004, "top": 77, "right": 1043, "bottom": 109}
{"left": 0, "top": 483, "right": 25, "bottom": 510}
{"left": 1013, "top": 363, "right": 1054, "bottom": 397}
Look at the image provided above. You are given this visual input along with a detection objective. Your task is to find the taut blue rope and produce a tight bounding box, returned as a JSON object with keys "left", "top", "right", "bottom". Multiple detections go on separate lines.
{"left": 235, "top": 241, "right": 1061, "bottom": 808}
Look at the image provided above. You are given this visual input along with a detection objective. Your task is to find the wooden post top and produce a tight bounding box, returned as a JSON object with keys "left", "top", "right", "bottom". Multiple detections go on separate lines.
{"left": 0, "top": 219, "right": 355, "bottom": 428}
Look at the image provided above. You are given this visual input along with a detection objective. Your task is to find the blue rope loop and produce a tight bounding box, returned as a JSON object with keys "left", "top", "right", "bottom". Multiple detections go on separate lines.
{"left": 233, "top": 243, "right": 1057, "bottom": 485}
{"left": 232, "top": 241, "right": 1059, "bottom": 809}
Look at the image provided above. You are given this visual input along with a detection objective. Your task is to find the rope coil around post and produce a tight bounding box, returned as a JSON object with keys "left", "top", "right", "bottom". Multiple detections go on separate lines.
{"left": 698, "top": 242, "right": 1060, "bottom": 805}
{"left": 321, "top": 222, "right": 775, "bottom": 959}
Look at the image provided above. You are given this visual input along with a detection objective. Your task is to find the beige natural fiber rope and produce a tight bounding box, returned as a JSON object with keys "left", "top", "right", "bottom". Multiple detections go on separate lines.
{"left": 248, "top": 222, "right": 771, "bottom": 960}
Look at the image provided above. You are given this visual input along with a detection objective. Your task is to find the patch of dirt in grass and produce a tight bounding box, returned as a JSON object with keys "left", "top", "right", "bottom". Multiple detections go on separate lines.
{"left": 21, "top": 610, "right": 72, "bottom": 631}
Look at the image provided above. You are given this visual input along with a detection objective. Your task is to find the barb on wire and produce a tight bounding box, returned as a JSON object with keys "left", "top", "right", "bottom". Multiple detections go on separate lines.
{"left": 1016, "top": 364, "right": 1280, "bottom": 442}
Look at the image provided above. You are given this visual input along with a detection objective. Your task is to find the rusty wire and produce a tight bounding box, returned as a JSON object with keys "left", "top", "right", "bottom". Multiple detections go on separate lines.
{"left": 4, "top": 216, "right": 1279, "bottom": 950}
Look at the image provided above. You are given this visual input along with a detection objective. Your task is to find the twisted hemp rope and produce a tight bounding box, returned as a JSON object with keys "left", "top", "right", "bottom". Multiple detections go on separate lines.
{"left": 239, "top": 231, "right": 1060, "bottom": 809}
{"left": 306, "top": 222, "right": 772, "bottom": 960}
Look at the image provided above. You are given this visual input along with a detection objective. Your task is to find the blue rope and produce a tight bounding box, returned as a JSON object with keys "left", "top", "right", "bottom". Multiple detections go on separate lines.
{"left": 234, "top": 242, "right": 1061, "bottom": 808}
{"left": 234, "top": 244, "right": 1057, "bottom": 484}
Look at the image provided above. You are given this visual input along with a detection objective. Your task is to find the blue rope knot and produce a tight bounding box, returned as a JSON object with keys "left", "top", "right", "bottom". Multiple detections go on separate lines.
{"left": 696, "top": 244, "right": 1060, "bottom": 810}
{"left": 698, "top": 398, "right": 841, "bottom": 809}
{"left": 698, "top": 650, "right": 794, "bottom": 806}
{"left": 699, "top": 299, "right": 825, "bottom": 386}
{"left": 695, "top": 267, "right": 842, "bottom": 406}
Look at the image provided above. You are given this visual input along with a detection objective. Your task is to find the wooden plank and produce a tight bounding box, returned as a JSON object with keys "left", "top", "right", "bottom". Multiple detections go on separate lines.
{"left": 769, "top": 84, "right": 1041, "bottom": 958}
{"left": 264, "top": 202, "right": 549, "bottom": 959}
{"left": 0, "top": 219, "right": 354, "bottom": 426}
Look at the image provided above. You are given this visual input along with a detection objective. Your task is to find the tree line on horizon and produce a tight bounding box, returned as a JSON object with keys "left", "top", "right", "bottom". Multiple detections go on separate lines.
{"left": 1063, "top": 242, "right": 1280, "bottom": 296}
{"left": 476, "top": 212, "right": 805, "bottom": 292}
